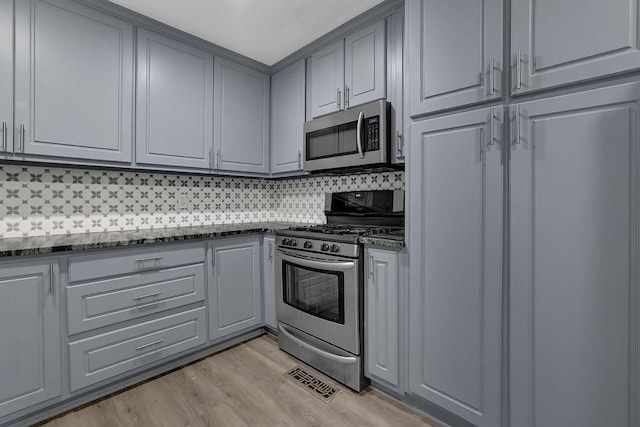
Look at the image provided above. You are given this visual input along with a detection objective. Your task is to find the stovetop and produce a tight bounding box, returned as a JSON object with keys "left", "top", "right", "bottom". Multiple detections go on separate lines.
{"left": 277, "top": 224, "right": 403, "bottom": 243}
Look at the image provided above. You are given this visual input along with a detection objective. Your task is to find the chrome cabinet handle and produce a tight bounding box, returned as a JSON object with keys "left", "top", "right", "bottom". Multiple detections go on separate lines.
{"left": 297, "top": 150, "right": 302, "bottom": 169}
{"left": 136, "top": 339, "right": 164, "bottom": 352}
{"left": 488, "top": 57, "right": 496, "bottom": 96}
{"left": 209, "top": 149, "right": 213, "bottom": 169}
{"left": 19, "top": 124, "right": 25, "bottom": 152}
{"left": 356, "top": 111, "right": 364, "bottom": 159}
{"left": 513, "top": 105, "right": 521, "bottom": 145}
{"left": 396, "top": 131, "right": 404, "bottom": 158}
{"left": 369, "top": 255, "right": 374, "bottom": 279}
{"left": 336, "top": 88, "right": 341, "bottom": 109}
{"left": 489, "top": 109, "right": 500, "bottom": 146}
{"left": 133, "top": 291, "right": 162, "bottom": 301}
{"left": 134, "top": 256, "right": 163, "bottom": 269}
{"left": 345, "top": 86, "right": 350, "bottom": 108}
{"left": 515, "top": 50, "right": 523, "bottom": 90}
{"left": 269, "top": 241, "right": 274, "bottom": 261}
{"left": 216, "top": 150, "right": 221, "bottom": 169}
{"left": 1, "top": 121, "right": 6, "bottom": 152}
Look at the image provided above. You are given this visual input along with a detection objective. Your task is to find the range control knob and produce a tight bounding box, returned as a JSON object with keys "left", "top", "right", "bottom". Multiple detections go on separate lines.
{"left": 330, "top": 244, "right": 340, "bottom": 253}
{"left": 303, "top": 241, "right": 313, "bottom": 249}
{"left": 320, "top": 243, "right": 330, "bottom": 251}
{"left": 282, "top": 238, "right": 291, "bottom": 246}
{"left": 290, "top": 239, "right": 297, "bottom": 247}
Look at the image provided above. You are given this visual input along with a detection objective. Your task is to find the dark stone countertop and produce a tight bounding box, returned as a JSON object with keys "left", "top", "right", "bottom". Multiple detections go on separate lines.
{"left": 359, "top": 233, "right": 405, "bottom": 249}
{"left": 0, "top": 222, "right": 303, "bottom": 257}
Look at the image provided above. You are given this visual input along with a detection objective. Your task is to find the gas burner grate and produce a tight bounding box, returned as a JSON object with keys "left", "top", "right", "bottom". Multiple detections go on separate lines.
{"left": 284, "top": 366, "right": 342, "bottom": 403}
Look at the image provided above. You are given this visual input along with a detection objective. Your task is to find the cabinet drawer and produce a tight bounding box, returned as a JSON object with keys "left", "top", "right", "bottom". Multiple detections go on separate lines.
{"left": 67, "top": 264, "right": 205, "bottom": 335}
{"left": 69, "top": 307, "right": 206, "bottom": 392}
{"left": 68, "top": 246, "right": 204, "bottom": 283}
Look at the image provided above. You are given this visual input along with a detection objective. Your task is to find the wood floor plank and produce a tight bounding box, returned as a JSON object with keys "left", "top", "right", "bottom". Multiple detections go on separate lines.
{"left": 40, "top": 335, "right": 436, "bottom": 427}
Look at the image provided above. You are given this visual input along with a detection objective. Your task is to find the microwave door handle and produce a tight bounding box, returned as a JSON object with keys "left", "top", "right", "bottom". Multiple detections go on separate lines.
{"left": 356, "top": 111, "right": 365, "bottom": 159}
{"left": 278, "top": 251, "right": 355, "bottom": 271}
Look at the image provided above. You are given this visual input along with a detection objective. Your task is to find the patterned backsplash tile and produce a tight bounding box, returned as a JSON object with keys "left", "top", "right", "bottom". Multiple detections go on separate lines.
{"left": 0, "top": 164, "right": 404, "bottom": 238}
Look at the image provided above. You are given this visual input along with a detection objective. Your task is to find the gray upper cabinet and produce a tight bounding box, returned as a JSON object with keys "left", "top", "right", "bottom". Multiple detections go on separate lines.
{"left": 310, "top": 40, "right": 345, "bottom": 118}
{"left": 407, "top": 0, "right": 502, "bottom": 117}
{"left": 511, "top": 0, "right": 640, "bottom": 94}
{"left": 0, "top": 262, "right": 61, "bottom": 418}
{"left": 409, "top": 107, "right": 503, "bottom": 427}
{"left": 365, "top": 247, "right": 400, "bottom": 388}
{"left": 0, "top": 0, "right": 12, "bottom": 155}
{"left": 208, "top": 236, "right": 263, "bottom": 340}
{"left": 14, "top": 0, "right": 134, "bottom": 163}
{"left": 344, "top": 19, "right": 386, "bottom": 109}
{"left": 136, "top": 28, "right": 214, "bottom": 170}
{"left": 387, "top": 9, "right": 405, "bottom": 164}
{"left": 214, "top": 57, "right": 270, "bottom": 175}
{"left": 270, "top": 59, "right": 305, "bottom": 174}
{"left": 311, "top": 19, "right": 386, "bottom": 118}
{"left": 510, "top": 82, "right": 640, "bottom": 427}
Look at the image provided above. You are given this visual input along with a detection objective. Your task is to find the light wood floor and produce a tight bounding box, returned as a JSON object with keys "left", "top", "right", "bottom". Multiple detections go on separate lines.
{"left": 40, "top": 335, "right": 436, "bottom": 427}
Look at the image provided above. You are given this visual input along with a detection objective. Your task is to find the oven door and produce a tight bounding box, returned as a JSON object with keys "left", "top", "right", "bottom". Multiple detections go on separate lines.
{"left": 275, "top": 249, "right": 360, "bottom": 355}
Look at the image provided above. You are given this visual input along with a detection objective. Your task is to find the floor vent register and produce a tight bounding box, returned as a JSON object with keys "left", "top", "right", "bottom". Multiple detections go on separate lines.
{"left": 284, "top": 366, "right": 342, "bottom": 403}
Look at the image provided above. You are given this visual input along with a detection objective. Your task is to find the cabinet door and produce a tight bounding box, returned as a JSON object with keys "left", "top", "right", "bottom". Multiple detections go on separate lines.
{"left": 407, "top": 0, "right": 502, "bottom": 116}
{"left": 0, "top": 0, "right": 12, "bottom": 155}
{"left": 262, "top": 236, "right": 277, "bottom": 330}
{"left": 387, "top": 9, "right": 405, "bottom": 164}
{"left": 409, "top": 107, "right": 503, "bottom": 427}
{"left": 0, "top": 263, "right": 60, "bottom": 418}
{"left": 510, "top": 83, "right": 640, "bottom": 427}
{"left": 14, "top": 0, "right": 134, "bottom": 163}
{"left": 213, "top": 58, "right": 269, "bottom": 174}
{"left": 511, "top": 0, "right": 640, "bottom": 94}
{"left": 209, "top": 236, "right": 262, "bottom": 340}
{"left": 310, "top": 40, "right": 344, "bottom": 118}
{"left": 344, "top": 20, "right": 386, "bottom": 109}
{"left": 136, "top": 28, "right": 213, "bottom": 170}
{"left": 365, "top": 248, "right": 399, "bottom": 387}
{"left": 270, "top": 60, "right": 305, "bottom": 174}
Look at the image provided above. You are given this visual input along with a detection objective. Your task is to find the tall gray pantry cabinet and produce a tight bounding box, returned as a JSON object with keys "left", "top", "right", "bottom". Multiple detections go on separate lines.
{"left": 0, "top": 0, "right": 12, "bottom": 156}
{"left": 13, "top": 0, "right": 134, "bottom": 162}
{"left": 409, "top": 107, "right": 503, "bottom": 427}
{"left": 0, "top": 262, "right": 61, "bottom": 418}
{"left": 509, "top": 83, "right": 640, "bottom": 427}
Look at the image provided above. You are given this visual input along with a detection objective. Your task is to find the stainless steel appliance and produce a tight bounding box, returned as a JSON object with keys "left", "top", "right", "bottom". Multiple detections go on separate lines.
{"left": 303, "top": 100, "right": 392, "bottom": 173}
{"left": 275, "top": 190, "right": 404, "bottom": 391}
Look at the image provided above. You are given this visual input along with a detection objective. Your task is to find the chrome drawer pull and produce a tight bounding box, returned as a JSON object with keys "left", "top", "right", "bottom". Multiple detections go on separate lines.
{"left": 134, "top": 257, "right": 163, "bottom": 268}
{"left": 136, "top": 339, "right": 164, "bottom": 351}
{"left": 133, "top": 291, "right": 162, "bottom": 301}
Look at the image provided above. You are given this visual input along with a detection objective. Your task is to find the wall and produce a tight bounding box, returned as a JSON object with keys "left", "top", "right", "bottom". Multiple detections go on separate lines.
{"left": 0, "top": 164, "right": 404, "bottom": 238}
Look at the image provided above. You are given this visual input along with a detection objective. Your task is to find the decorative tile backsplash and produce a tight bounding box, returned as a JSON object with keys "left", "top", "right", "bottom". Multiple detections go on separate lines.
{"left": 0, "top": 164, "right": 404, "bottom": 238}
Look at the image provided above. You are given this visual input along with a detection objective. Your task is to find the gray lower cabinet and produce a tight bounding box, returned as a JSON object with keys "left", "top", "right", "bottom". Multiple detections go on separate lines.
{"left": 208, "top": 236, "right": 263, "bottom": 340}
{"left": 510, "top": 82, "right": 640, "bottom": 427}
{"left": 135, "top": 28, "right": 214, "bottom": 170}
{"left": 407, "top": 0, "right": 502, "bottom": 117}
{"left": 213, "top": 57, "right": 269, "bottom": 175}
{"left": 0, "top": 0, "right": 12, "bottom": 156}
{"left": 511, "top": 0, "right": 640, "bottom": 95}
{"left": 365, "top": 247, "right": 400, "bottom": 389}
{"left": 262, "top": 236, "right": 277, "bottom": 330}
{"left": 0, "top": 262, "right": 61, "bottom": 419}
{"left": 409, "top": 107, "right": 503, "bottom": 427}
{"left": 270, "top": 59, "right": 305, "bottom": 175}
{"left": 69, "top": 307, "right": 207, "bottom": 392}
{"left": 13, "top": 0, "right": 134, "bottom": 163}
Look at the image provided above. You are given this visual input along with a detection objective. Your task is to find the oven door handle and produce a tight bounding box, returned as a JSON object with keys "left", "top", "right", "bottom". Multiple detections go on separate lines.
{"left": 279, "top": 324, "right": 357, "bottom": 365}
{"left": 278, "top": 252, "right": 355, "bottom": 271}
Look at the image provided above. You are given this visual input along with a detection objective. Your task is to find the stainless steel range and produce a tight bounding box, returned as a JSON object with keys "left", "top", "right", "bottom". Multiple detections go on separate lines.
{"left": 275, "top": 190, "right": 404, "bottom": 391}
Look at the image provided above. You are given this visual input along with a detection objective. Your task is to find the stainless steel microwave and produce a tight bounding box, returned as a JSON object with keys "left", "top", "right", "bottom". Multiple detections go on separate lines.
{"left": 303, "top": 100, "right": 391, "bottom": 173}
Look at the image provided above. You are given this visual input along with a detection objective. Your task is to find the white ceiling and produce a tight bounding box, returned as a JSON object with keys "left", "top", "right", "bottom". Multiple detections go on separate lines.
{"left": 107, "top": 0, "right": 385, "bottom": 66}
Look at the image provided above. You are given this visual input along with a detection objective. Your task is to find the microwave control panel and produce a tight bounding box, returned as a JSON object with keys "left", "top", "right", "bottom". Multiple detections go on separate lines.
{"left": 365, "top": 116, "right": 380, "bottom": 151}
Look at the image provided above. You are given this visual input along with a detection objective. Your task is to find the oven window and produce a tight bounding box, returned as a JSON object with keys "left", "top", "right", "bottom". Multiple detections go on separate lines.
{"left": 282, "top": 261, "right": 345, "bottom": 324}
